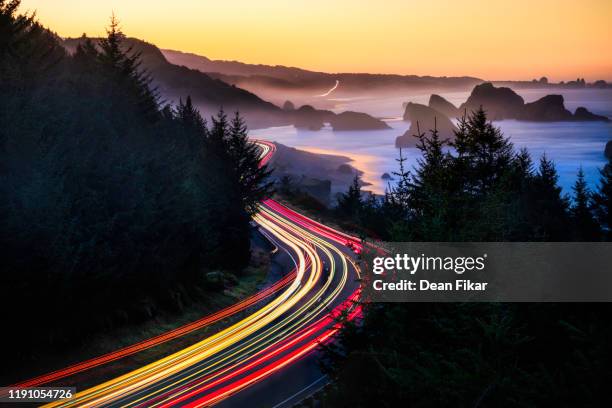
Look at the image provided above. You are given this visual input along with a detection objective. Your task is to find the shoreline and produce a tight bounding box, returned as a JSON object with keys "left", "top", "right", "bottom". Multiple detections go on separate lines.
{"left": 266, "top": 142, "right": 377, "bottom": 202}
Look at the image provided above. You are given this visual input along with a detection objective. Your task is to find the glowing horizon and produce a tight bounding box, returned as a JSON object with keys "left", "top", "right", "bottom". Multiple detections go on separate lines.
{"left": 20, "top": 0, "right": 612, "bottom": 82}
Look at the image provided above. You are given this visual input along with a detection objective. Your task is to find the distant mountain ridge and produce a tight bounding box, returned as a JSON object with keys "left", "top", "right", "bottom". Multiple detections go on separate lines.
{"left": 163, "top": 49, "right": 612, "bottom": 99}
{"left": 161, "top": 48, "right": 484, "bottom": 97}
{"left": 161, "top": 49, "right": 328, "bottom": 83}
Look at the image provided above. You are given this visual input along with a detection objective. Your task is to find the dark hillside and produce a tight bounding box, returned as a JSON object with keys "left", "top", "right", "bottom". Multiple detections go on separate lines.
{"left": 63, "top": 37, "right": 288, "bottom": 128}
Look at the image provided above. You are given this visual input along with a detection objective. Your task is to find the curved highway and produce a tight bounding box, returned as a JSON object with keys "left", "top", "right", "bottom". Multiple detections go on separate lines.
{"left": 27, "top": 140, "right": 362, "bottom": 408}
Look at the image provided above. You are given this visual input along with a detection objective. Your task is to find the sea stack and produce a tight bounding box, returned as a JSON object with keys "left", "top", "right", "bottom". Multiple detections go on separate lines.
{"left": 574, "top": 107, "right": 610, "bottom": 122}
{"left": 397, "top": 103, "right": 456, "bottom": 148}
{"left": 292, "top": 105, "right": 328, "bottom": 130}
{"left": 520, "top": 95, "right": 573, "bottom": 121}
{"left": 329, "top": 111, "right": 390, "bottom": 131}
{"left": 428, "top": 94, "right": 460, "bottom": 118}
{"left": 459, "top": 82, "right": 610, "bottom": 122}
{"left": 459, "top": 82, "right": 524, "bottom": 120}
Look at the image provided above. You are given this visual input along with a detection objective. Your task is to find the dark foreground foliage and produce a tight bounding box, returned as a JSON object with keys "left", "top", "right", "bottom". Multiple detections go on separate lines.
{"left": 0, "top": 2, "right": 271, "bottom": 369}
{"left": 322, "top": 302, "right": 612, "bottom": 407}
{"left": 323, "top": 110, "right": 612, "bottom": 406}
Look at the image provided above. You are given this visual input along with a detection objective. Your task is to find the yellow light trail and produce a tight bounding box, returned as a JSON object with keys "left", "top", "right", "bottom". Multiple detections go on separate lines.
{"left": 125, "top": 209, "right": 348, "bottom": 407}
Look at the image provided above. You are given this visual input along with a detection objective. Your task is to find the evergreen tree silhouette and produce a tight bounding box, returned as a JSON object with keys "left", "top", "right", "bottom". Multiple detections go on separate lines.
{"left": 526, "top": 154, "right": 570, "bottom": 240}
{"left": 408, "top": 121, "right": 453, "bottom": 240}
{"left": 228, "top": 111, "right": 274, "bottom": 215}
{"left": 593, "top": 158, "right": 612, "bottom": 240}
{"left": 452, "top": 107, "right": 513, "bottom": 196}
{"left": 177, "top": 96, "right": 207, "bottom": 133}
{"left": 570, "top": 167, "right": 600, "bottom": 240}
{"left": 98, "top": 14, "right": 159, "bottom": 122}
{"left": 337, "top": 174, "right": 363, "bottom": 218}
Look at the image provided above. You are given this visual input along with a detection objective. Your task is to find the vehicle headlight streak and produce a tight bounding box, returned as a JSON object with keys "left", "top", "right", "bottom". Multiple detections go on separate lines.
{"left": 118, "top": 210, "right": 349, "bottom": 408}
{"left": 140, "top": 205, "right": 358, "bottom": 406}
{"left": 46, "top": 226, "right": 317, "bottom": 407}
{"left": 41, "top": 140, "right": 362, "bottom": 408}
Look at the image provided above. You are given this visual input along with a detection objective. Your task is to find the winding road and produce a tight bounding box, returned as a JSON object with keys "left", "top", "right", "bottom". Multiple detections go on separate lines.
{"left": 13, "top": 140, "right": 363, "bottom": 407}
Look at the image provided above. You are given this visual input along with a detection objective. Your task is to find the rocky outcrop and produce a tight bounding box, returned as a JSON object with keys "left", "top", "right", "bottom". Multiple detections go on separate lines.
{"left": 458, "top": 83, "right": 610, "bottom": 122}
{"left": 574, "top": 107, "right": 610, "bottom": 122}
{"left": 605, "top": 141, "right": 612, "bottom": 159}
{"left": 329, "top": 111, "right": 390, "bottom": 131}
{"left": 397, "top": 103, "right": 457, "bottom": 148}
{"left": 428, "top": 94, "right": 459, "bottom": 118}
{"left": 292, "top": 105, "right": 329, "bottom": 130}
{"left": 459, "top": 82, "right": 525, "bottom": 120}
{"left": 395, "top": 132, "right": 415, "bottom": 148}
{"left": 291, "top": 106, "right": 389, "bottom": 131}
{"left": 518, "top": 97, "right": 609, "bottom": 122}
{"left": 520, "top": 95, "right": 573, "bottom": 121}
{"left": 283, "top": 100, "right": 295, "bottom": 111}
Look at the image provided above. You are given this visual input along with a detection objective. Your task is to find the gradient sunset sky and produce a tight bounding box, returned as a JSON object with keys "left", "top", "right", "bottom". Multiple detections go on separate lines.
{"left": 20, "top": 0, "right": 612, "bottom": 81}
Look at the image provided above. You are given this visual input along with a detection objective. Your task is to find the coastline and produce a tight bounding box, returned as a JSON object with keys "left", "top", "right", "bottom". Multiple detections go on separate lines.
{"left": 266, "top": 142, "right": 375, "bottom": 201}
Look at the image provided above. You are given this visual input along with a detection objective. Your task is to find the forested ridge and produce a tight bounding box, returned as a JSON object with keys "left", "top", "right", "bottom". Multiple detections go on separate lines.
{"left": 0, "top": 1, "right": 271, "bottom": 369}
{"left": 320, "top": 110, "right": 612, "bottom": 406}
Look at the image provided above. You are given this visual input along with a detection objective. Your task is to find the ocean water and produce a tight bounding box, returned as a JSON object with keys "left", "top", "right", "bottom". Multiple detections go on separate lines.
{"left": 251, "top": 89, "right": 612, "bottom": 195}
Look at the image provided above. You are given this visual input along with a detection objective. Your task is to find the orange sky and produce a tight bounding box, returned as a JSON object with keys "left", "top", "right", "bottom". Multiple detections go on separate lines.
{"left": 20, "top": 0, "right": 612, "bottom": 81}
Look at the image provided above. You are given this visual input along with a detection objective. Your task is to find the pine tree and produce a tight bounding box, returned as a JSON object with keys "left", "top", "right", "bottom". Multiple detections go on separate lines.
{"left": 452, "top": 107, "right": 514, "bottom": 195}
{"left": 0, "top": 0, "right": 30, "bottom": 66}
{"left": 174, "top": 96, "right": 207, "bottom": 154}
{"left": 1, "top": 0, "right": 64, "bottom": 92}
{"left": 593, "top": 159, "right": 612, "bottom": 240}
{"left": 570, "top": 167, "right": 600, "bottom": 241}
{"left": 389, "top": 147, "right": 411, "bottom": 211}
{"left": 527, "top": 154, "right": 570, "bottom": 240}
{"left": 228, "top": 111, "right": 274, "bottom": 215}
{"left": 176, "top": 96, "right": 206, "bottom": 133}
{"left": 337, "top": 175, "right": 363, "bottom": 218}
{"left": 410, "top": 123, "right": 449, "bottom": 204}
{"left": 382, "top": 146, "right": 413, "bottom": 240}
{"left": 203, "top": 109, "right": 273, "bottom": 215}
{"left": 406, "top": 123, "right": 455, "bottom": 240}
{"left": 97, "top": 14, "right": 124, "bottom": 70}
{"left": 97, "top": 14, "right": 159, "bottom": 122}
{"left": 208, "top": 108, "right": 229, "bottom": 151}
{"left": 513, "top": 148, "right": 534, "bottom": 184}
